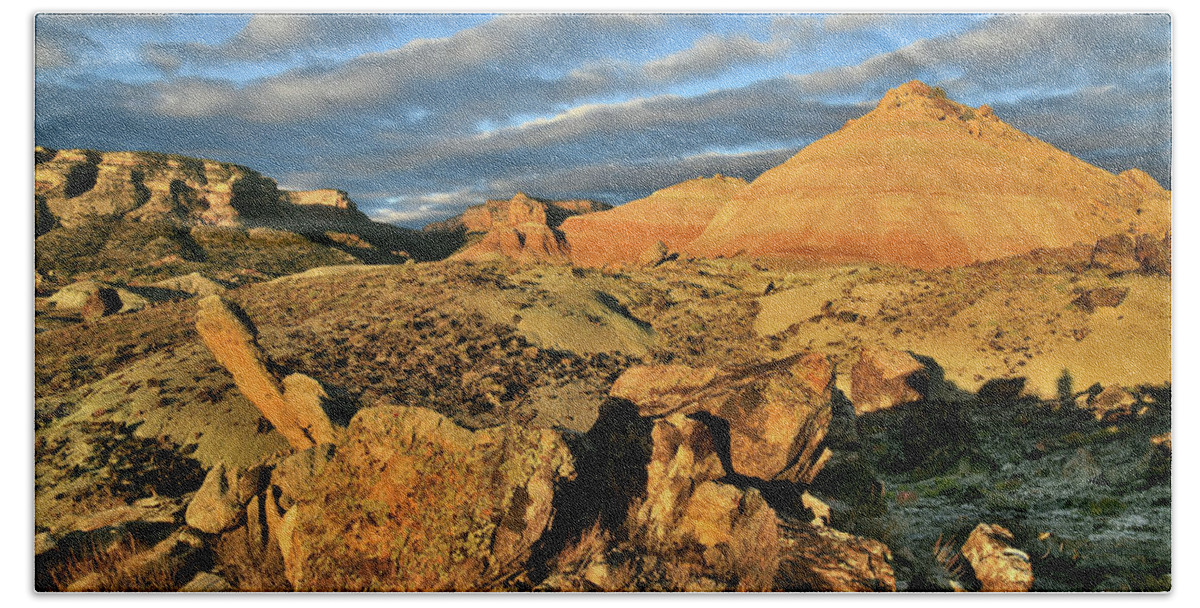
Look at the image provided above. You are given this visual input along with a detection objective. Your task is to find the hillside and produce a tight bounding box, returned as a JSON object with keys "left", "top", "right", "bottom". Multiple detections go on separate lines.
{"left": 688, "top": 81, "right": 1171, "bottom": 269}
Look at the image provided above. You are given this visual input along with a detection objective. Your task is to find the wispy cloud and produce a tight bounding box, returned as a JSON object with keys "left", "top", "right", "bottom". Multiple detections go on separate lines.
{"left": 34, "top": 13, "right": 1171, "bottom": 225}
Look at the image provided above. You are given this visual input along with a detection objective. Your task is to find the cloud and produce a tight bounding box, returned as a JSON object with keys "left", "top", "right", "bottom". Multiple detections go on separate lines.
{"left": 143, "top": 14, "right": 399, "bottom": 71}
{"left": 642, "top": 33, "right": 787, "bottom": 82}
{"left": 35, "top": 13, "right": 1172, "bottom": 226}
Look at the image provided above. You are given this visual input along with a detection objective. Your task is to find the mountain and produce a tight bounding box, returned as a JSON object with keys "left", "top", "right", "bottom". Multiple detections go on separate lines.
{"left": 34, "top": 147, "right": 456, "bottom": 288}
{"left": 687, "top": 81, "right": 1171, "bottom": 269}
{"left": 560, "top": 174, "right": 747, "bottom": 267}
{"left": 425, "top": 192, "right": 610, "bottom": 262}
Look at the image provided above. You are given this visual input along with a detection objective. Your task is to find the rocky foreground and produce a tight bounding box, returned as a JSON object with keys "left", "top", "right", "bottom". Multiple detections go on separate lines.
{"left": 34, "top": 235, "right": 1170, "bottom": 591}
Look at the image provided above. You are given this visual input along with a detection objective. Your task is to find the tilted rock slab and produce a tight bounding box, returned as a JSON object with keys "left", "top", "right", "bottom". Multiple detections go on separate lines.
{"left": 611, "top": 352, "right": 834, "bottom": 484}
{"left": 279, "top": 405, "right": 576, "bottom": 591}
{"left": 961, "top": 523, "right": 1033, "bottom": 592}
{"left": 195, "top": 295, "right": 335, "bottom": 450}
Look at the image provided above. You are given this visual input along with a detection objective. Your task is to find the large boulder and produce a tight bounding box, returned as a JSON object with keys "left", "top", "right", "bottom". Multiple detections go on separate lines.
{"left": 850, "top": 346, "right": 931, "bottom": 414}
{"left": 279, "top": 405, "right": 575, "bottom": 591}
{"left": 610, "top": 352, "right": 834, "bottom": 484}
{"left": 195, "top": 295, "right": 336, "bottom": 450}
{"left": 631, "top": 414, "right": 779, "bottom": 591}
{"left": 961, "top": 523, "right": 1033, "bottom": 592}
{"left": 1078, "top": 384, "right": 1138, "bottom": 421}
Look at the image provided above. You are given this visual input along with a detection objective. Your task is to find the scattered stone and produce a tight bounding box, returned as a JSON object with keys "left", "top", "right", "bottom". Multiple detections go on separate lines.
{"left": 1151, "top": 432, "right": 1172, "bottom": 452}
{"left": 850, "top": 346, "right": 927, "bottom": 414}
{"left": 180, "top": 572, "right": 233, "bottom": 592}
{"left": 34, "top": 532, "right": 57, "bottom": 556}
{"left": 961, "top": 523, "right": 1033, "bottom": 592}
{"left": 195, "top": 295, "right": 336, "bottom": 450}
{"left": 150, "top": 272, "right": 230, "bottom": 297}
{"left": 1062, "top": 448, "right": 1102, "bottom": 482}
{"left": 279, "top": 404, "right": 575, "bottom": 591}
{"left": 1072, "top": 286, "right": 1129, "bottom": 313}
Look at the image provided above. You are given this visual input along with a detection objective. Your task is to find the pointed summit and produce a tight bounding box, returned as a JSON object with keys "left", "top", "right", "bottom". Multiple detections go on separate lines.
{"left": 688, "top": 82, "right": 1170, "bottom": 269}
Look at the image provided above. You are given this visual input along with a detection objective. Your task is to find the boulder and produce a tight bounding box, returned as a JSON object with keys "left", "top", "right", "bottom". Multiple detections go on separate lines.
{"left": 270, "top": 443, "right": 337, "bottom": 509}
{"left": 850, "top": 346, "right": 927, "bottom": 414}
{"left": 195, "top": 295, "right": 336, "bottom": 450}
{"left": 151, "top": 272, "right": 230, "bottom": 297}
{"left": 776, "top": 522, "right": 896, "bottom": 591}
{"left": 1072, "top": 287, "right": 1129, "bottom": 313}
{"left": 638, "top": 240, "right": 671, "bottom": 267}
{"left": 185, "top": 463, "right": 244, "bottom": 534}
{"left": 279, "top": 405, "right": 575, "bottom": 591}
{"left": 961, "top": 523, "right": 1033, "bottom": 592}
{"left": 1084, "top": 385, "right": 1137, "bottom": 421}
{"left": 632, "top": 414, "right": 779, "bottom": 591}
{"left": 180, "top": 572, "right": 233, "bottom": 592}
{"left": 801, "top": 492, "right": 831, "bottom": 527}
{"left": 48, "top": 280, "right": 147, "bottom": 314}
{"left": 610, "top": 352, "right": 834, "bottom": 483}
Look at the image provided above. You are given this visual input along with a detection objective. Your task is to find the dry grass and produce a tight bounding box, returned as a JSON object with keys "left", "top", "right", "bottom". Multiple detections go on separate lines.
{"left": 932, "top": 533, "right": 968, "bottom": 587}
{"left": 45, "top": 534, "right": 179, "bottom": 592}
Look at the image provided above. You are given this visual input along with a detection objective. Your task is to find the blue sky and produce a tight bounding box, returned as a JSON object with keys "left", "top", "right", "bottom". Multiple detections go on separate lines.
{"left": 34, "top": 13, "right": 1171, "bottom": 227}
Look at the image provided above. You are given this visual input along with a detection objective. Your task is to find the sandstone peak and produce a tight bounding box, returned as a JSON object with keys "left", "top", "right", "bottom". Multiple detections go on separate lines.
{"left": 689, "top": 82, "right": 1172, "bottom": 269}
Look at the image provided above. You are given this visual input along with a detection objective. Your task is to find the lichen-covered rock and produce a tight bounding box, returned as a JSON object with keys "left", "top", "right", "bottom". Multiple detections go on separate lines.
{"left": 961, "top": 523, "right": 1033, "bottom": 592}
{"left": 776, "top": 521, "right": 896, "bottom": 591}
{"left": 279, "top": 405, "right": 575, "bottom": 591}
{"left": 195, "top": 295, "right": 335, "bottom": 449}
{"left": 610, "top": 352, "right": 833, "bottom": 483}
{"left": 850, "top": 346, "right": 927, "bottom": 414}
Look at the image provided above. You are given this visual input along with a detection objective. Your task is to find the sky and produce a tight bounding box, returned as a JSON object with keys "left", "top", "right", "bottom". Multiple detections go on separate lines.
{"left": 34, "top": 12, "right": 1172, "bottom": 228}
